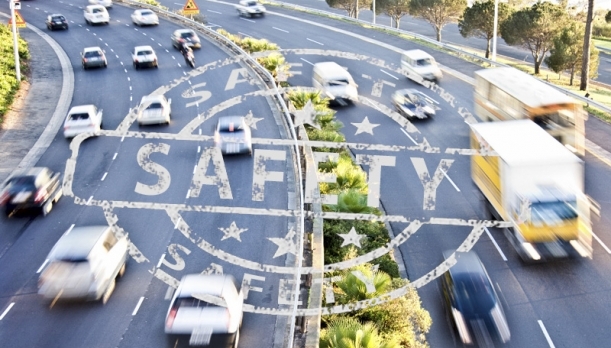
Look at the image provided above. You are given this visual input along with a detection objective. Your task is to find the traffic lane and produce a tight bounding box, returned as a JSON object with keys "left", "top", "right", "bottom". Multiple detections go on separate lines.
{"left": 585, "top": 115, "right": 611, "bottom": 154}
{"left": 584, "top": 154, "right": 611, "bottom": 254}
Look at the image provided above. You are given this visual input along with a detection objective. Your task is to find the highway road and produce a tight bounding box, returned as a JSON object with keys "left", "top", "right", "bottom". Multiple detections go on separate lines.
{"left": 0, "top": 2, "right": 299, "bottom": 348}
{"left": 193, "top": 1, "right": 611, "bottom": 347}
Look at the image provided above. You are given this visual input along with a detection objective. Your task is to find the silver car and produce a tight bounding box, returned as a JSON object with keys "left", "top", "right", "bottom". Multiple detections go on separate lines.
{"left": 137, "top": 94, "right": 171, "bottom": 125}
{"left": 214, "top": 116, "right": 252, "bottom": 155}
{"left": 81, "top": 46, "right": 107, "bottom": 69}
{"left": 391, "top": 88, "right": 439, "bottom": 119}
{"left": 38, "top": 226, "right": 128, "bottom": 304}
{"left": 166, "top": 274, "right": 243, "bottom": 348}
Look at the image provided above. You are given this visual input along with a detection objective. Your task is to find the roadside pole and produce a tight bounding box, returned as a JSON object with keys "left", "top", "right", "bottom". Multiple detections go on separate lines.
{"left": 10, "top": 0, "right": 21, "bottom": 81}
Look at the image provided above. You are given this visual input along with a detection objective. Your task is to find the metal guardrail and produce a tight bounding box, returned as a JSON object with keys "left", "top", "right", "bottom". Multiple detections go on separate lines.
{"left": 265, "top": 0, "right": 611, "bottom": 115}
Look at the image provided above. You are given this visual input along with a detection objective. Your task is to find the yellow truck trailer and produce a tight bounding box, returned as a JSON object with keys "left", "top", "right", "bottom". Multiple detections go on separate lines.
{"left": 470, "top": 120, "right": 592, "bottom": 261}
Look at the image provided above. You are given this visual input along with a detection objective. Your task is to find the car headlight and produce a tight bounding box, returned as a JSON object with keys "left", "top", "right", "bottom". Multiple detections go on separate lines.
{"left": 490, "top": 303, "right": 511, "bottom": 343}
{"left": 451, "top": 307, "right": 473, "bottom": 344}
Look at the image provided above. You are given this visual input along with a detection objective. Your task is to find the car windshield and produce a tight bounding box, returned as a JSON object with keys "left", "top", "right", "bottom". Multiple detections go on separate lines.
{"left": 84, "top": 51, "right": 101, "bottom": 58}
{"left": 532, "top": 201, "right": 578, "bottom": 224}
{"left": 146, "top": 102, "right": 163, "bottom": 110}
{"left": 69, "top": 113, "right": 90, "bottom": 121}
{"left": 247, "top": 1, "right": 257, "bottom": 6}
{"left": 416, "top": 58, "right": 433, "bottom": 66}
{"left": 7, "top": 176, "right": 36, "bottom": 191}
{"left": 328, "top": 79, "right": 349, "bottom": 86}
{"left": 137, "top": 50, "right": 153, "bottom": 56}
{"left": 454, "top": 273, "right": 496, "bottom": 314}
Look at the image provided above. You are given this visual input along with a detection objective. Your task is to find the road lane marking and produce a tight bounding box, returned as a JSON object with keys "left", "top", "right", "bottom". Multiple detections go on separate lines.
{"left": 484, "top": 227, "right": 507, "bottom": 261}
{"left": 307, "top": 38, "right": 324, "bottom": 45}
{"left": 300, "top": 58, "right": 314, "bottom": 66}
{"left": 157, "top": 253, "right": 166, "bottom": 268}
{"left": 64, "top": 224, "right": 75, "bottom": 236}
{"left": 591, "top": 231, "right": 611, "bottom": 254}
{"left": 186, "top": 190, "right": 191, "bottom": 199}
{"left": 113, "top": 152, "right": 118, "bottom": 160}
{"left": 240, "top": 18, "right": 256, "bottom": 23}
{"left": 132, "top": 297, "right": 145, "bottom": 316}
{"left": 87, "top": 196, "right": 93, "bottom": 205}
{"left": 0, "top": 303, "right": 15, "bottom": 320}
{"left": 37, "top": 259, "right": 49, "bottom": 274}
{"left": 538, "top": 320, "right": 556, "bottom": 348}
{"left": 400, "top": 128, "right": 418, "bottom": 145}
{"left": 442, "top": 170, "right": 460, "bottom": 192}
{"left": 380, "top": 69, "right": 399, "bottom": 80}
{"left": 272, "top": 27, "right": 289, "bottom": 33}
{"left": 193, "top": 165, "right": 197, "bottom": 174}
{"left": 164, "top": 286, "right": 175, "bottom": 300}
{"left": 101, "top": 172, "right": 108, "bottom": 181}
{"left": 207, "top": 10, "right": 221, "bottom": 14}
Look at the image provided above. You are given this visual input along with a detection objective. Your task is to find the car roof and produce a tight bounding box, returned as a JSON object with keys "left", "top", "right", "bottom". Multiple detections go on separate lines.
{"left": 48, "top": 226, "right": 110, "bottom": 261}
{"left": 217, "top": 116, "right": 245, "bottom": 128}
{"left": 177, "top": 274, "right": 236, "bottom": 298}
{"left": 86, "top": 4, "right": 106, "bottom": 10}
{"left": 134, "top": 45, "right": 154, "bottom": 51}
{"left": 83, "top": 47, "right": 103, "bottom": 53}
{"left": 313, "top": 61, "right": 352, "bottom": 78}
{"left": 443, "top": 251, "right": 487, "bottom": 277}
{"left": 174, "top": 29, "right": 194, "bottom": 34}
{"left": 68, "top": 105, "right": 96, "bottom": 113}
{"left": 403, "top": 49, "right": 434, "bottom": 60}
{"left": 50, "top": 14, "right": 64, "bottom": 17}
{"left": 140, "top": 94, "right": 166, "bottom": 104}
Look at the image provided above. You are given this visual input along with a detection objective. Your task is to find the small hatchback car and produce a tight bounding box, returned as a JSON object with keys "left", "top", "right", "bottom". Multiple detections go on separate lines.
{"left": 38, "top": 225, "right": 128, "bottom": 304}
{"left": 214, "top": 116, "right": 252, "bottom": 155}
{"left": 46, "top": 14, "right": 69, "bottom": 31}
{"left": 137, "top": 94, "right": 172, "bottom": 125}
{"left": 166, "top": 274, "right": 243, "bottom": 348}
{"left": 81, "top": 46, "right": 107, "bottom": 70}
{"left": 132, "top": 45, "right": 158, "bottom": 69}
{"left": 440, "top": 251, "right": 511, "bottom": 346}
{"left": 63, "top": 104, "right": 103, "bottom": 138}
{"left": 0, "top": 167, "right": 62, "bottom": 217}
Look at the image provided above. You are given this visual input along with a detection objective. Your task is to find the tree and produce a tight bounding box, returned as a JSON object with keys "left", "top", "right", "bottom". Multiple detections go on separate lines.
{"left": 377, "top": 0, "right": 411, "bottom": 29}
{"left": 500, "top": 1, "right": 567, "bottom": 74}
{"left": 506, "top": 0, "right": 530, "bottom": 9}
{"left": 458, "top": 0, "right": 512, "bottom": 58}
{"left": 545, "top": 21, "right": 599, "bottom": 86}
{"left": 580, "top": 0, "right": 594, "bottom": 91}
{"left": 320, "top": 316, "right": 401, "bottom": 348}
{"left": 606, "top": 10, "right": 611, "bottom": 23}
{"left": 327, "top": 0, "right": 373, "bottom": 18}
{"left": 409, "top": 0, "right": 467, "bottom": 41}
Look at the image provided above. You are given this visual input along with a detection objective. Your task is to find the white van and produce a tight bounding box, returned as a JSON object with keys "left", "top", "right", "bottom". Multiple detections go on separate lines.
{"left": 312, "top": 62, "right": 358, "bottom": 106}
{"left": 401, "top": 49, "right": 442, "bottom": 83}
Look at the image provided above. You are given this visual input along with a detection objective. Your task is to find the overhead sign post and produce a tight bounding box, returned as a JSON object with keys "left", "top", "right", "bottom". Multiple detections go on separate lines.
{"left": 182, "top": 0, "right": 200, "bottom": 15}
{"left": 9, "top": 2, "right": 23, "bottom": 81}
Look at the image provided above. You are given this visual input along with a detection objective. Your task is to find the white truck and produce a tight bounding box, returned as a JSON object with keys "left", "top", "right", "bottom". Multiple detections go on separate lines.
{"left": 470, "top": 120, "right": 593, "bottom": 262}
{"left": 236, "top": 0, "right": 266, "bottom": 17}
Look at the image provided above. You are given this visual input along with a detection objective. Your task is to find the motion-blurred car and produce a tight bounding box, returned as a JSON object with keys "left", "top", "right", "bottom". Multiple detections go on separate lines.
{"left": 391, "top": 88, "right": 439, "bottom": 119}
{"left": 46, "top": 14, "right": 68, "bottom": 31}
{"left": 171, "top": 29, "right": 201, "bottom": 49}
{"left": 440, "top": 251, "right": 511, "bottom": 346}
{"left": 38, "top": 225, "right": 128, "bottom": 304}
{"left": 89, "top": 0, "right": 113, "bottom": 8}
{"left": 214, "top": 116, "right": 252, "bottom": 155}
{"left": 81, "top": 46, "right": 107, "bottom": 70}
{"left": 84, "top": 5, "right": 109, "bottom": 25}
{"left": 0, "top": 167, "right": 62, "bottom": 217}
{"left": 137, "top": 94, "right": 172, "bottom": 125}
{"left": 165, "top": 274, "right": 243, "bottom": 348}
{"left": 131, "top": 9, "right": 159, "bottom": 26}
{"left": 236, "top": 0, "right": 266, "bottom": 17}
{"left": 132, "top": 45, "right": 158, "bottom": 69}
{"left": 63, "top": 104, "right": 103, "bottom": 138}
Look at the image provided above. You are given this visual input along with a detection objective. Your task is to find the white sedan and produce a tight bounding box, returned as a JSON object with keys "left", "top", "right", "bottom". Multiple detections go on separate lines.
{"left": 88, "top": 0, "right": 112, "bottom": 8}
{"left": 137, "top": 95, "right": 171, "bottom": 125}
{"left": 63, "top": 104, "right": 103, "bottom": 138}
{"left": 131, "top": 9, "right": 159, "bottom": 26}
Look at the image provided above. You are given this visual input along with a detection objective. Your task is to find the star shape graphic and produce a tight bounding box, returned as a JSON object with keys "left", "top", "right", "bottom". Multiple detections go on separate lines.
{"left": 268, "top": 228, "right": 297, "bottom": 258}
{"left": 338, "top": 227, "right": 366, "bottom": 248}
{"left": 244, "top": 110, "right": 264, "bottom": 130}
{"left": 292, "top": 100, "right": 320, "bottom": 129}
{"left": 219, "top": 221, "right": 248, "bottom": 242}
{"left": 351, "top": 116, "right": 380, "bottom": 135}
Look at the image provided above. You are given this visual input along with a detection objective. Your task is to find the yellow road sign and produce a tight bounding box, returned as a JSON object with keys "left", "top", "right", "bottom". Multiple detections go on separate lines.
{"left": 8, "top": 10, "right": 26, "bottom": 28}
{"left": 183, "top": 0, "right": 200, "bottom": 15}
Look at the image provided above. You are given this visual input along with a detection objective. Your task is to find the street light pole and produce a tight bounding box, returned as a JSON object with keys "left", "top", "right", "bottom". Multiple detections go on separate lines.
{"left": 373, "top": 0, "right": 376, "bottom": 24}
{"left": 492, "top": 0, "right": 499, "bottom": 61}
{"left": 10, "top": 0, "right": 21, "bottom": 81}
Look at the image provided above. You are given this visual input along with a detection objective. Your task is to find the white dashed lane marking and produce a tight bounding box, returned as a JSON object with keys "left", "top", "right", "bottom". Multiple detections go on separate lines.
{"left": 132, "top": 297, "right": 145, "bottom": 316}
{"left": 0, "top": 303, "right": 15, "bottom": 320}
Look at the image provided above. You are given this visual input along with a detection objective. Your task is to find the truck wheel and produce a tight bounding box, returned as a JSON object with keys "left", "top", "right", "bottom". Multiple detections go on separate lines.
{"left": 118, "top": 263, "right": 126, "bottom": 278}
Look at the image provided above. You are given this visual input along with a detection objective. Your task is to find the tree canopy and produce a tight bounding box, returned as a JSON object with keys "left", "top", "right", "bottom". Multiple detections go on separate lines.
{"left": 377, "top": 0, "right": 411, "bottom": 29}
{"left": 326, "top": 0, "right": 373, "bottom": 18}
{"left": 500, "top": 1, "right": 567, "bottom": 74}
{"left": 409, "top": 0, "right": 467, "bottom": 41}
{"left": 606, "top": 10, "right": 611, "bottom": 23}
{"left": 458, "top": 0, "right": 512, "bottom": 58}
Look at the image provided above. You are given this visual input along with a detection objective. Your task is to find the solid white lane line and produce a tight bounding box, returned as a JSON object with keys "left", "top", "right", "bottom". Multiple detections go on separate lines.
{"left": 380, "top": 69, "right": 399, "bottom": 80}
{"left": 37, "top": 259, "right": 49, "bottom": 274}
{"left": 307, "top": 38, "right": 324, "bottom": 45}
{"left": 591, "top": 231, "right": 611, "bottom": 254}
{"left": 101, "top": 172, "right": 108, "bottom": 181}
{"left": 400, "top": 129, "right": 418, "bottom": 145}
{"left": 157, "top": 253, "right": 166, "bottom": 268}
{"left": 300, "top": 58, "right": 314, "bottom": 66}
{"left": 442, "top": 170, "right": 460, "bottom": 192}
{"left": 207, "top": 10, "right": 221, "bottom": 14}
{"left": 132, "top": 297, "right": 145, "bottom": 316}
{"left": 484, "top": 227, "right": 508, "bottom": 261}
{"left": 538, "top": 320, "right": 556, "bottom": 348}
{"left": 0, "top": 303, "right": 15, "bottom": 320}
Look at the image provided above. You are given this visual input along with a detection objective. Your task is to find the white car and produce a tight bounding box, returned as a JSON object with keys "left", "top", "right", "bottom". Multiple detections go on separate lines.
{"left": 214, "top": 116, "right": 252, "bottom": 155}
{"left": 38, "top": 225, "right": 128, "bottom": 304}
{"left": 137, "top": 94, "right": 172, "bottom": 125}
{"left": 84, "top": 5, "right": 109, "bottom": 25}
{"left": 63, "top": 104, "right": 103, "bottom": 138}
{"left": 166, "top": 274, "right": 243, "bottom": 348}
{"left": 131, "top": 9, "right": 159, "bottom": 26}
{"left": 88, "top": 0, "right": 112, "bottom": 8}
{"left": 236, "top": 0, "right": 266, "bottom": 17}
{"left": 132, "top": 45, "right": 158, "bottom": 69}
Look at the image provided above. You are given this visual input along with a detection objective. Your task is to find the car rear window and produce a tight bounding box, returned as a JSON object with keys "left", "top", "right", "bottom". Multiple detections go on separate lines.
{"left": 93, "top": 8, "right": 104, "bottom": 14}
{"left": 69, "top": 113, "right": 90, "bottom": 121}
{"left": 175, "top": 295, "right": 226, "bottom": 309}
{"left": 141, "top": 10, "right": 153, "bottom": 16}
{"left": 52, "top": 16, "right": 65, "bottom": 21}
{"left": 218, "top": 120, "right": 243, "bottom": 132}
{"left": 84, "top": 51, "right": 101, "bottom": 58}
{"left": 180, "top": 32, "right": 194, "bottom": 39}
{"left": 7, "top": 176, "right": 36, "bottom": 191}
{"left": 137, "top": 50, "right": 153, "bottom": 56}
{"left": 147, "top": 102, "right": 163, "bottom": 109}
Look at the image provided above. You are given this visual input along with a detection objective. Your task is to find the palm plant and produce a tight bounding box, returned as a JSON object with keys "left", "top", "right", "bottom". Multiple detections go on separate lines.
{"left": 335, "top": 264, "right": 392, "bottom": 303}
{"left": 320, "top": 316, "right": 400, "bottom": 348}
{"left": 331, "top": 189, "right": 377, "bottom": 214}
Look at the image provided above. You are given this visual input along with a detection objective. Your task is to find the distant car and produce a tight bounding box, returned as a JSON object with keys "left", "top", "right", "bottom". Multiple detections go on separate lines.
{"left": 391, "top": 88, "right": 439, "bottom": 119}
{"left": 63, "top": 104, "right": 103, "bottom": 138}
{"left": 0, "top": 167, "right": 62, "bottom": 217}
{"left": 88, "top": 0, "right": 113, "bottom": 8}
{"left": 236, "top": 0, "right": 266, "bottom": 17}
{"left": 81, "top": 46, "right": 107, "bottom": 70}
{"left": 46, "top": 14, "right": 68, "bottom": 31}
{"left": 131, "top": 9, "right": 159, "bottom": 26}
{"left": 171, "top": 29, "right": 201, "bottom": 49}
{"left": 132, "top": 45, "right": 158, "bottom": 69}
{"left": 214, "top": 116, "right": 252, "bottom": 155}
{"left": 38, "top": 225, "right": 128, "bottom": 304}
{"left": 137, "top": 94, "right": 172, "bottom": 125}
{"left": 84, "top": 5, "right": 109, "bottom": 25}
{"left": 440, "top": 251, "right": 511, "bottom": 346}
{"left": 165, "top": 274, "right": 243, "bottom": 348}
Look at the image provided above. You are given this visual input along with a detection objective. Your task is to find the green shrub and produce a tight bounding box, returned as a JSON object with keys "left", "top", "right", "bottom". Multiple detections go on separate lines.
{"left": 0, "top": 25, "right": 28, "bottom": 119}
{"left": 319, "top": 154, "right": 368, "bottom": 194}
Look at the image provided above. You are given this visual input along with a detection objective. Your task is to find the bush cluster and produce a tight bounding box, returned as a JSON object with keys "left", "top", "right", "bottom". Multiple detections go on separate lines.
{"left": 0, "top": 25, "right": 29, "bottom": 120}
